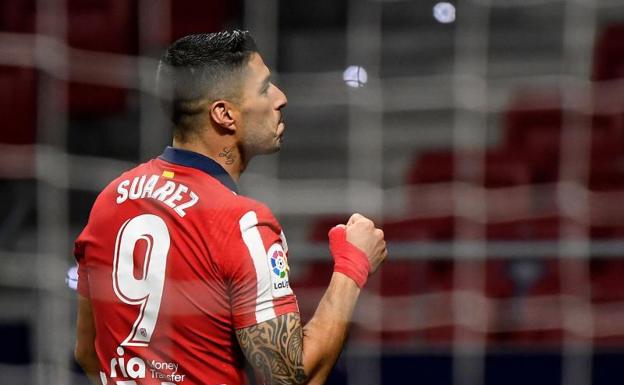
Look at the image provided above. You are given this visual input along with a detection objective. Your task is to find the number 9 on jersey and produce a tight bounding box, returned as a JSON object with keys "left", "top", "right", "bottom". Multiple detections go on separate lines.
{"left": 113, "top": 214, "right": 170, "bottom": 347}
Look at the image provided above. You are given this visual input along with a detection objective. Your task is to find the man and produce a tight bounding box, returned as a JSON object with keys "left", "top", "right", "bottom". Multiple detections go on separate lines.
{"left": 74, "top": 30, "right": 387, "bottom": 385}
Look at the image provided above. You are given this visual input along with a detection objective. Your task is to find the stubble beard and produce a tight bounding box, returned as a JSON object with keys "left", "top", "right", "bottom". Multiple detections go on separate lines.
{"left": 242, "top": 125, "right": 280, "bottom": 161}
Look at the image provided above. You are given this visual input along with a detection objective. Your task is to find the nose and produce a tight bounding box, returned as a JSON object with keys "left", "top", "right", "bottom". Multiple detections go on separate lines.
{"left": 275, "top": 85, "right": 287, "bottom": 110}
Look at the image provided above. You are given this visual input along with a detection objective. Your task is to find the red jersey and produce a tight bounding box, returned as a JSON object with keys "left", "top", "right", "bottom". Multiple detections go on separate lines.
{"left": 74, "top": 147, "right": 299, "bottom": 385}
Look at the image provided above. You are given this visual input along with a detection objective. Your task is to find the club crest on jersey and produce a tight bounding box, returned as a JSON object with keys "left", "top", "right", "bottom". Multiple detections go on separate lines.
{"left": 267, "top": 243, "right": 292, "bottom": 297}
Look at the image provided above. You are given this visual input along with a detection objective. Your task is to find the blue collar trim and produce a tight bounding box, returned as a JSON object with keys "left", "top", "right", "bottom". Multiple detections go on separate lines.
{"left": 159, "top": 146, "right": 239, "bottom": 193}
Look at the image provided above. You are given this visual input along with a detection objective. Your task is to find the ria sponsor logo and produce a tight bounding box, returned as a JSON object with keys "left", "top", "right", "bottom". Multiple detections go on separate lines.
{"left": 110, "top": 346, "right": 146, "bottom": 380}
{"left": 106, "top": 346, "right": 186, "bottom": 384}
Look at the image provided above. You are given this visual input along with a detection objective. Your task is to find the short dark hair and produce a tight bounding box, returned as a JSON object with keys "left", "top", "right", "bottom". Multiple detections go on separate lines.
{"left": 156, "top": 30, "right": 258, "bottom": 140}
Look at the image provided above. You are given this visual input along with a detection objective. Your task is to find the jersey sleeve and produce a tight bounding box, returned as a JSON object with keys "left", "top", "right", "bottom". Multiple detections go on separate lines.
{"left": 73, "top": 229, "right": 90, "bottom": 298}
{"left": 221, "top": 203, "right": 299, "bottom": 329}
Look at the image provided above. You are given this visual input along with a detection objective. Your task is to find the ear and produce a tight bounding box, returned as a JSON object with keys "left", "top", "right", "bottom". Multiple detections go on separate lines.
{"left": 209, "top": 100, "right": 237, "bottom": 133}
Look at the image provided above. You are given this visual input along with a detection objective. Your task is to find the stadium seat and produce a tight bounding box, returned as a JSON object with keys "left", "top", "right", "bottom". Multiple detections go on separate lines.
{"left": 66, "top": 0, "right": 137, "bottom": 115}
{"left": 370, "top": 261, "right": 429, "bottom": 345}
{"left": 590, "top": 258, "right": 624, "bottom": 345}
{"left": 289, "top": 261, "right": 332, "bottom": 323}
{"left": 407, "top": 150, "right": 531, "bottom": 187}
{"left": 590, "top": 224, "right": 624, "bottom": 239}
{"left": 292, "top": 261, "right": 333, "bottom": 289}
{"left": 484, "top": 260, "right": 515, "bottom": 298}
{"left": 0, "top": 0, "right": 137, "bottom": 53}
{"left": 418, "top": 260, "right": 455, "bottom": 344}
{"left": 0, "top": 66, "right": 37, "bottom": 249}
{"left": 308, "top": 214, "right": 353, "bottom": 242}
{"left": 0, "top": 1, "right": 35, "bottom": 32}
{"left": 486, "top": 216, "right": 564, "bottom": 240}
{"left": 591, "top": 259, "right": 624, "bottom": 303}
{"left": 379, "top": 260, "right": 427, "bottom": 296}
{"left": 382, "top": 216, "right": 455, "bottom": 241}
{"left": 135, "top": 0, "right": 238, "bottom": 48}
{"left": 488, "top": 258, "right": 564, "bottom": 346}
{"left": 592, "top": 23, "right": 624, "bottom": 81}
{"left": 405, "top": 150, "right": 533, "bottom": 219}
{"left": 504, "top": 89, "right": 624, "bottom": 184}
{"left": 503, "top": 92, "right": 563, "bottom": 183}
{"left": 0, "top": 67, "right": 36, "bottom": 146}
{"left": 169, "top": 1, "right": 234, "bottom": 42}
{"left": 0, "top": 0, "right": 137, "bottom": 115}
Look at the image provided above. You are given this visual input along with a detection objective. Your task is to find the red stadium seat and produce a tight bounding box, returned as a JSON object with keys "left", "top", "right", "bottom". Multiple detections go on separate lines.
{"left": 139, "top": 0, "right": 238, "bottom": 48}
{"left": 405, "top": 150, "right": 533, "bottom": 219}
{"left": 379, "top": 260, "right": 427, "bottom": 296}
{"left": 590, "top": 224, "right": 624, "bottom": 239}
{"left": 484, "top": 260, "right": 515, "bottom": 298}
{"left": 0, "top": 0, "right": 137, "bottom": 53}
{"left": 590, "top": 258, "right": 624, "bottom": 345}
{"left": 593, "top": 23, "right": 624, "bottom": 81}
{"left": 504, "top": 89, "right": 624, "bottom": 184}
{"left": 289, "top": 261, "right": 332, "bottom": 323}
{"left": 488, "top": 258, "right": 564, "bottom": 346}
{"left": 0, "top": 67, "right": 36, "bottom": 146}
{"left": 0, "top": 67, "right": 37, "bottom": 250}
{"left": 66, "top": 0, "right": 137, "bottom": 115}
{"left": 383, "top": 211, "right": 561, "bottom": 243}
{"left": 486, "top": 216, "right": 564, "bottom": 240}
{"left": 307, "top": 214, "right": 353, "bottom": 242}
{"left": 382, "top": 216, "right": 455, "bottom": 241}
{"left": 292, "top": 261, "right": 333, "bottom": 289}
{"left": 0, "top": 0, "right": 36, "bottom": 32}
{"left": 591, "top": 259, "right": 624, "bottom": 303}
{"left": 407, "top": 150, "right": 531, "bottom": 188}
{"left": 0, "top": 0, "right": 136, "bottom": 115}
{"left": 503, "top": 92, "right": 563, "bottom": 183}
{"left": 377, "top": 261, "right": 428, "bottom": 345}
{"left": 170, "top": 1, "right": 233, "bottom": 41}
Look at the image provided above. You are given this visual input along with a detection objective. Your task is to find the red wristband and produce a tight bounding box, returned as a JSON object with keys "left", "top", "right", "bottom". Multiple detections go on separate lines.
{"left": 328, "top": 226, "right": 370, "bottom": 288}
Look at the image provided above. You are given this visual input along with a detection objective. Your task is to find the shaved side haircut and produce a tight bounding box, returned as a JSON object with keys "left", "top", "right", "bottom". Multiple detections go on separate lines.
{"left": 157, "top": 30, "right": 258, "bottom": 141}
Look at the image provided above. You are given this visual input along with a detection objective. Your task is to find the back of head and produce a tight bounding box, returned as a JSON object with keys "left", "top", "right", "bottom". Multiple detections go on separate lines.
{"left": 157, "top": 30, "right": 258, "bottom": 141}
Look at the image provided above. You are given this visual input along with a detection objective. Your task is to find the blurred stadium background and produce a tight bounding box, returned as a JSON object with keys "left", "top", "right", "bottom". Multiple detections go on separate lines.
{"left": 2, "top": 0, "right": 624, "bottom": 384}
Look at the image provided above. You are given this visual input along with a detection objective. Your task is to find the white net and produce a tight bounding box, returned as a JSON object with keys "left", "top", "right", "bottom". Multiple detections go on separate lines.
{"left": 1, "top": 0, "right": 624, "bottom": 384}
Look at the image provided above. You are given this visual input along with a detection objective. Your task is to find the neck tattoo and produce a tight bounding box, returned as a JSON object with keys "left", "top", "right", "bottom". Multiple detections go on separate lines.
{"left": 219, "top": 146, "right": 236, "bottom": 165}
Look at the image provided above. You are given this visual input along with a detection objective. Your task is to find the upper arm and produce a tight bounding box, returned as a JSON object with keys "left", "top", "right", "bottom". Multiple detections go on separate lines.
{"left": 74, "top": 236, "right": 95, "bottom": 359}
{"left": 235, "top": 312, "right": 307, "bottom": 385}
{"left": 224, "top": 207, "right": 298, "bottom": 329}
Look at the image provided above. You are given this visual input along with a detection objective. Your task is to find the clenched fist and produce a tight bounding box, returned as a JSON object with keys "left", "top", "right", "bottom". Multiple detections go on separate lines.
{"left": 344, "top": 213, "right": 387, "bottom": 275}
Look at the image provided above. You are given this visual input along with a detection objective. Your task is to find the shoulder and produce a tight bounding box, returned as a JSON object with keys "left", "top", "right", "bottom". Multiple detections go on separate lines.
{"left": 210, "top": 194, "right": 282, "bottom": 251}
{"left": 230, "top": 195, "right": 279, "bottom": 228}
{"left": 94, "top": 161, "right": 152, "bottom": 206}
{"left": 75, "top": 161, "right": 152, "bottom": 244}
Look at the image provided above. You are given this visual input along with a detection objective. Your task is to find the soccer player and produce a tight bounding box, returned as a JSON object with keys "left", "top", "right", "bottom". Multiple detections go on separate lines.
{"left": 74, "top": 30, "right": 387, "bottom": 385}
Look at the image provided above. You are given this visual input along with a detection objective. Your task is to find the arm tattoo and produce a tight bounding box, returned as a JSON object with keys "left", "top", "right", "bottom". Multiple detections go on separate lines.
{"left": 236, "top": 312, "right": 308, "bottom": 385}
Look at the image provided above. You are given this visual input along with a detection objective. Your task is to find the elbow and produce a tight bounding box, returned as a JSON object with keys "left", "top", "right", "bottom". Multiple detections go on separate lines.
{"left": 74, "top": 343, "right": 97, "bottom": 372}
{"left": 263, "top": 367, "right": 308, "bottom": 385}
{"left": 267, "top": 374, "right": 308, "bottom": 385}
{"left": 293, "top": 371, "right": 309, "bottom": 385}
{"left": 74, "top": 345, "right": 87, "bottom": 369}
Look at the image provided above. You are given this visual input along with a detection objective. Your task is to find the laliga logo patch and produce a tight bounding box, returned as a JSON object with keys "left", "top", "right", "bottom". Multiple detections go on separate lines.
{"left": 267, "top": 243, "right": 292, "bottom": 297}
{"left": 271, "top": 249, "right": 288, "bottom": 278}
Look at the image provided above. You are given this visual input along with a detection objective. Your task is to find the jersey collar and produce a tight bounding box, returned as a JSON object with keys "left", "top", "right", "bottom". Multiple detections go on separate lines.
{"left": 159, "top": 146, "right": 239, "bottom": 194}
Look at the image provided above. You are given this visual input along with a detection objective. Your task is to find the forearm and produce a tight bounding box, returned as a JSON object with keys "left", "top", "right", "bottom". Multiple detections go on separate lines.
{"left": 75, "top": 295, "right": 101, "bottom": 385}
{"left": 302, "top": 272, "right": 361, "bottom": 384}
{"left": 76, "top": 355, "right": 102, "bottom": 385}
{"left": 236, "top": 217, "right": 386, "bottom": 385}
